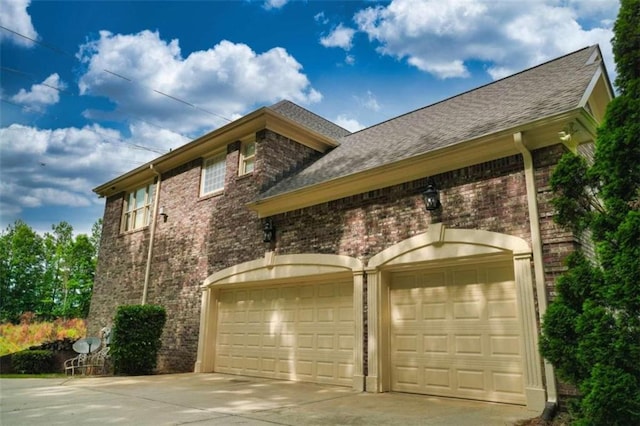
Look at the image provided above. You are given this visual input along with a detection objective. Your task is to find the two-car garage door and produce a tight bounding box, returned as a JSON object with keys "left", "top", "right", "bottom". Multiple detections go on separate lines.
{"left": 214, "top": 279, "right": 354, "bottom": 387}
{"left": 390, "top": 260, "right": 526, "bottom": 405}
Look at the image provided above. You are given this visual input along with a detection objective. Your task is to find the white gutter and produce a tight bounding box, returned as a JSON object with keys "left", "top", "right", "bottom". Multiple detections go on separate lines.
{"left": 513, "top": 132, "right": 558, "bottom": 410}
{"left": 142, "top": 164, "right": 162, "bottom": 305}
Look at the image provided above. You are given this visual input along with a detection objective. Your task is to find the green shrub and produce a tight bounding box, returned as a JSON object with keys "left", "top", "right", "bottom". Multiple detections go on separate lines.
{"left": 12, "top": 350, "right": 54, "bottom": 374}
{"left": 111, "top": 305, "right": 166, "bottom": 375}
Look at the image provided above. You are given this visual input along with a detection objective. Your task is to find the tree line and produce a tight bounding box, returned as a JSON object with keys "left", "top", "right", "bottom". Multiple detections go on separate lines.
{"left": 0, "top": 219, "right": 102, "bottom": 323}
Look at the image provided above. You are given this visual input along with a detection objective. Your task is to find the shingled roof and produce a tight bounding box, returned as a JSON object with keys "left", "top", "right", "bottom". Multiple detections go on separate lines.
{"left": 269, "top": 100, "right": 351, "bottom": 140}
{"left": 259, "top": 45, "right": 604, "bottom": 200}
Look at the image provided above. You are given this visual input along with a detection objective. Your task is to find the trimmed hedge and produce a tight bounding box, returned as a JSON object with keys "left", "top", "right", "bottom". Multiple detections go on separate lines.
{"left": 12, "top": 350, "right": 54, "bottom": 374}
{"left": 111, "top": 305, "right": 166, "bottom": 375}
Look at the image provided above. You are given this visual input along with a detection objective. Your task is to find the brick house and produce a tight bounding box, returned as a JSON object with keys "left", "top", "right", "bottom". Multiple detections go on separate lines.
{"left": 90, "top": 45, "right": 613, "bottom": 411}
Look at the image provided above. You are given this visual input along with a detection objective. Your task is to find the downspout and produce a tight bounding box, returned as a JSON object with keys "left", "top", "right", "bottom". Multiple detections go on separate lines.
{"left": 142, "top": 164, "right": 162, "bottom": 305}
{"left": 514, "top": 132, "right": 558, "bottom": 419}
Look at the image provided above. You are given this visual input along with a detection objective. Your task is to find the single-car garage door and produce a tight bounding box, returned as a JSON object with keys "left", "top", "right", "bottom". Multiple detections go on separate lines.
{"left": 215, "top": 279, "right": 354, "bottom": 387}
{"left": 390, "top": 259, "right": 525, "bottom": 405}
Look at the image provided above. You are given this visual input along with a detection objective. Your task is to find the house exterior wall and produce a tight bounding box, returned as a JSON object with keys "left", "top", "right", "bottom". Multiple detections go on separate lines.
{"left": 88, "top": 130, "right": 322, "bottom": 372}
{"left": 89, "top": 129, "right": 576, "bottom": 394}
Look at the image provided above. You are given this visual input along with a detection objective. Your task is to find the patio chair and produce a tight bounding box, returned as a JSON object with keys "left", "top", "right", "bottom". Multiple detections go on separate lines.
{"left": 64, "top": 353, "right": 88, "bottom": 376}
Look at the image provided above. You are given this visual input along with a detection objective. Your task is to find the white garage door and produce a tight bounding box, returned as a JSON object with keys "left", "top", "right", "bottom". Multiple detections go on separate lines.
{"left": 390, "top": 260, "right": 525, "bottom": 404}
{"left": 215, "top": 279, "right": 354, "bottom": 386}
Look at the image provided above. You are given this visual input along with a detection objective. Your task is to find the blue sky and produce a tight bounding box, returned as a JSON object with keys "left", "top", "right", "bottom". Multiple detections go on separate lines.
{"left": 0, "top": 0, "right": 619, "bottom": 236}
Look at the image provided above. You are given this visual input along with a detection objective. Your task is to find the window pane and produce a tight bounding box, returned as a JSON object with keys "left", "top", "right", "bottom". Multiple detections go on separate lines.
{"left": 134, "top": 208, "right": 145, "bottom": 229}
{"left": 122, "top": 182, "right": 154, "bottom": 232}
{"left": 243, "top": 142, "right": 255, "bottom": 157}
{"left": 135, "top": 187, "right": 146, "bottom": 208}
{"left": 244, "top": 159, "right": 255, "bottom": 174}
{"left": 202, "top": 154, "right": 226, "bottom": 195}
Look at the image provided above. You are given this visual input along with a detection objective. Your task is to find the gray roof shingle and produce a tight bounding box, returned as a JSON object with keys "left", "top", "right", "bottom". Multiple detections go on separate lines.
{"left": 260, "top": 46, "right": 602, "bottom": 199}
{"left": 268, "top": 100, "right": 351, "bottom": 140}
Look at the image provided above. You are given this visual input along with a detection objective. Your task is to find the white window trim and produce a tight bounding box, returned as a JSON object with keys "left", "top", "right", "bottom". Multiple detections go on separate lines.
{"left": 121, "top": 182, "right": 155, "bottom": 232}
{"left": 239, "top": 140, "right": 255, "bottom": 176}
{"left": 200, "top": 152, "right": 227, "bottom": 197}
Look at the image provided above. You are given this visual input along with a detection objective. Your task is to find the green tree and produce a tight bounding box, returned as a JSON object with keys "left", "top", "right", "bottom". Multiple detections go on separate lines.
{"left": 0, "top": 218, "right": 102, "bottom": 322}
{"left": 0, "top": 221, "right": 46, "bottom": 322}
{"left": 539, "top": 1, "right": 640, "bottom": 424}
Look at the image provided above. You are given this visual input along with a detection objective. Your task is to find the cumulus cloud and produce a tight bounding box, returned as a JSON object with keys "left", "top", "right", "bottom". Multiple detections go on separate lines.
{"left": 354, "top": 0, "right": 617, "bottom": 80}
{"left": 11, "top": 74, "right": 66, "bottom": 111}
{"left": 0, "top": 0, "right": 38, "bottom": 47}
{"left": 334, "top": 115, "right": 365, "bottom": 133}
{"left": 320, "top": 24, "right": 356, "bottom": 50}
{"left": 263, "top": 0, "right": 288, "bottom": 10}
{"left": 0, "top": 122, "right": 187, "bottom": 229}
{"left": 76, "top": 30, "right": 321, "bottom": 136}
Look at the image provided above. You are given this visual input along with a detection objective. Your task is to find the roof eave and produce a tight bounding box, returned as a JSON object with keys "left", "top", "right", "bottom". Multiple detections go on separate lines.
{"left": 248, "top": 108, "right": 593, "bottom": 218}
{"left": 93, "top": 108, "right": 339, "bottom": 197}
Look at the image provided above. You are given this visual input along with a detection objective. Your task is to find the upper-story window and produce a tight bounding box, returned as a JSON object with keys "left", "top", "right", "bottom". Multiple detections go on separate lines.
{"left": 201, "top": 152, "right": 226, "bottom": 196}
{"left": 239, "top": 141, "right": 255, "bottom": 176}
{"left": 122, "top": 182, "right": 155, "bottom": 232}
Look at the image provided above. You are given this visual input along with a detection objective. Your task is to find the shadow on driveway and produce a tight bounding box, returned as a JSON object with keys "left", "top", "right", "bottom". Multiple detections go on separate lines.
{"left": 0, "top": 373, "right": 533, "bottom": 425}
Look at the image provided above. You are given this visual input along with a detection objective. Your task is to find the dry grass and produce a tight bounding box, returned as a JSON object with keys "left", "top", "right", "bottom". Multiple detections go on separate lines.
{"left": 0, "top": 318, "right": 86, "bottom": 356}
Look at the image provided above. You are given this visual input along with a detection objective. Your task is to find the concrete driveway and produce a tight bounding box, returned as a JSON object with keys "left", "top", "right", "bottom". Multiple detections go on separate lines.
{"left": 1, "top": 373, "right": 534, "bottom": 425}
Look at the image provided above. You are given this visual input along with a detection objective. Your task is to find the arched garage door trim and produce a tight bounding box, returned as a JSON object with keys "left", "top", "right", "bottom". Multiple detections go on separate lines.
{"left": 366, "top": 224, "right": 545, "bottom": 411}
{"left": 195, "top": 252, "right": 365, "bottom": 391}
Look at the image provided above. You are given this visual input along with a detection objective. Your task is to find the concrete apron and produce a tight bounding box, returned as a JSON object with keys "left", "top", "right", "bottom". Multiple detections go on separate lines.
{"left": 0, "top": 373, "right": 533, "bottom": 425}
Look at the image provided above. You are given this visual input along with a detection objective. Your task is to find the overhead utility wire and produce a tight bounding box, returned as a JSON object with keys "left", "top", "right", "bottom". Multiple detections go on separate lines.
{"left": 0, "top": 25, "right": 233, "bottom": 123}
{"left": 1, "top": 66, "right": 69, "bottom": 94}
{"left": 2, "top": 65, "right": 191, "bottom": 142}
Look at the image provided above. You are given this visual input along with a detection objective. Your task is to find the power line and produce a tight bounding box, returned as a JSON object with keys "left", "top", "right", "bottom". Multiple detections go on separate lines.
{"left": 0, "top": 24, "right": 233, "bottom": 123}
{"left": 2, "top": 64, "right": 193, "bottom": 143}
{"left": 1, "top": 66, "right": 69, "bottom": 94}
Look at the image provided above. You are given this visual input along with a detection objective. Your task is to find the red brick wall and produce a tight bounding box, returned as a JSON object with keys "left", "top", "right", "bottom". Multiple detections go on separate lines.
{"left": 90, "top": 131, "right": 577, "bottom": 377}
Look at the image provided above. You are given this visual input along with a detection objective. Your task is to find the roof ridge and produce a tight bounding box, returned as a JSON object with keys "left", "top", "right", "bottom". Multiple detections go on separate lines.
{"left": 342, "top": 45, "right": 598, "bottom": 139}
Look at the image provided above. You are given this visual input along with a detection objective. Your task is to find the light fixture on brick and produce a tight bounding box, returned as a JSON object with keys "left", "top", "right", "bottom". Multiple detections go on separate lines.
{"left": 263, "top": 218, "right": 275, "bottom": 243}
{"left": 423, "top": 182, "right": 441, "bottom": 211}
{"left": 159, "top": 206, "right": 168, "bottom": 222}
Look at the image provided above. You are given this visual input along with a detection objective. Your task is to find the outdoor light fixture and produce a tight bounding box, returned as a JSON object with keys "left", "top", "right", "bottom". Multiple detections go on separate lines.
{"left": 423, "top": 183, "right": 441, "bottom": 211}
{"left": 263, "top": 218, "right": 275, "bottom": 243}
{"left": 159, "top": 206, "right": 168, "bottom": 222}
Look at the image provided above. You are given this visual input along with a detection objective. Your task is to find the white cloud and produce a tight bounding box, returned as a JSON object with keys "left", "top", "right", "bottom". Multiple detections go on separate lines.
{"left": 264, "top": 0, "right": 288, "bottom": 10}
{"left": 354, "top": 0, "right": 618, "bottom": 80}
{"left": 11, "top": 73, "right": 66, "bottom": 111}
{"left": 0, "top": 0, "right": 38, "bottom": 47}
{"left": 77, "top": 30, "right": 322, "bottom": 136}
{"left": 356, "top": 91, "right": 380, "bottom": 112}
{"left": 334, "top": 115, "right": 365, "bottom": 132}
{"left": 320, "top": 24, "right": 356, "bottom": 50}
{"left": 314, "top": 12, "right": 329, "bottom": 25}
{"left": 345, "top": 54, "right": 355, "bottom": 66}
{"left": 0, "top": 123, "right": 179, "bottom": 224}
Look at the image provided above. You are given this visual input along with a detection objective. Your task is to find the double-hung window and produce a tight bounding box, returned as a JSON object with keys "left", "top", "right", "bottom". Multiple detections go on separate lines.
{"left": 239, "top": 141, "right": 255, "bottom": 175}
{"left": 201, "top": 152, "right": 226, "bottom": 196}
{"left": 122, "top": 182, "right": 155, "bottom": 232}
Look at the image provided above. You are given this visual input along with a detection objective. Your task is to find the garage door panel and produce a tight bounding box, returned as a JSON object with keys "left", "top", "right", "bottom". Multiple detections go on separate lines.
{"left": 390, "top": 261, "right": 525, "bottom": 405}
{"left": 215, "top": 280, "right": 354, "bottom": 387}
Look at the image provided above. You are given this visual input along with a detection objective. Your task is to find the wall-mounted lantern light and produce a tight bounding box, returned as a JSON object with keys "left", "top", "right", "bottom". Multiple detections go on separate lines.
{"left": 423, "top": 183, "right": 441, "bottom": 211}
{"left": 159, "top": 206, "right": 168, "bottom": 222}
{"left": 263, "top": 218, "right": 275, "bottom": 243}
